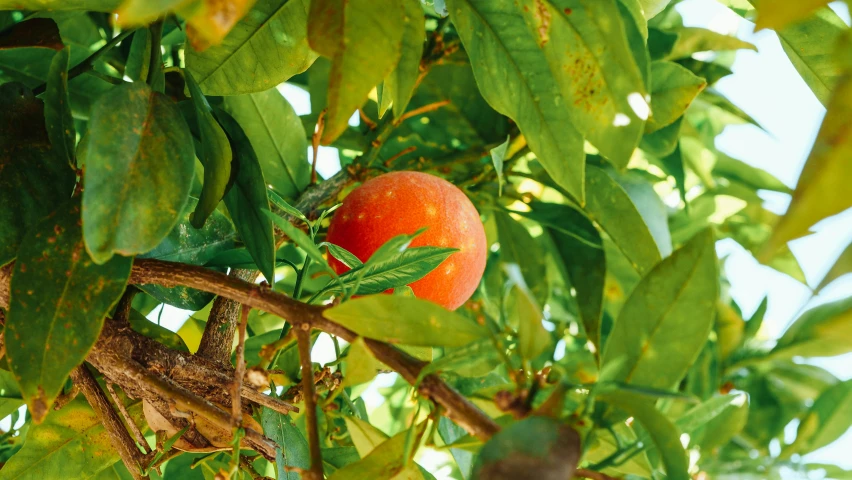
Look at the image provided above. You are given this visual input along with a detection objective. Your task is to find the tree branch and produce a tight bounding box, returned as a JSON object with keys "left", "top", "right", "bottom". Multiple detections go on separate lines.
{"left": 70, "top": 365, "right": 147, "bottom": 480}
{"left": 106, "top": 382, "right": 152, "bottom": 455}
{"left": 130, "top": 259, "right": 500, "bottom": 440}
{"left": 197, "top": 268, "right": 258, "bottom": 365}
{"left": 296, "top": 326, "right": 323, "bottom": 480}
{"left": 232, "top": 305, "right": 250, "bottom": 427}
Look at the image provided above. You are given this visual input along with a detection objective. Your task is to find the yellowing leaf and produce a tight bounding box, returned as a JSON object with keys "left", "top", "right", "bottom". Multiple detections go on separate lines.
{"left": 754, "top": 0, "right": 832, "bottom": 31}
{"left": 308, "top": 0, "right": 404, "bottom": 144}
{"left": 763, "top": 73, "right": 852, "bottom": 257}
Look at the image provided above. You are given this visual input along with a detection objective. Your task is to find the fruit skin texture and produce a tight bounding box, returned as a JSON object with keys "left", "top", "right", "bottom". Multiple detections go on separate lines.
{"left": 326, "top": 171, "right": 487, "bottom": 310}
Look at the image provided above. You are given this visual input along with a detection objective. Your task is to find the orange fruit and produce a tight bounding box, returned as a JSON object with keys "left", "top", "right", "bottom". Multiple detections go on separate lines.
{"left": 326, "top": 171, "right": 487, "bottom": 310}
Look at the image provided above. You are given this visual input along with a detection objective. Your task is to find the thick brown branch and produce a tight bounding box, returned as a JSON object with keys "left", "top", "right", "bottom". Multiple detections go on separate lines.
{"left": 130, "top": 259, "right": 500, "bottom": 440}
{"left": 119, "top": 357, "right": 277, "bottom": 462}
{"left": 232, "top": 305, "right": 250, "bottom": 427}
{"left": 70, "top": 365, "right": 147, "bottom": 480}
{"left": 297, "top": 326, "right": 323, "bottom": 480}
{"left": 197, "top": 269, "right": 258, "bottom": 365}
{"left": 112, "top": 286, "right": 138, "bottom": 327}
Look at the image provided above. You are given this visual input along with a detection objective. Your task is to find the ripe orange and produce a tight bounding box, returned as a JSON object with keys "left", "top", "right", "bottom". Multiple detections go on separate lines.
{"left": 325, "top": 171, "right": 487, "bottom": 310}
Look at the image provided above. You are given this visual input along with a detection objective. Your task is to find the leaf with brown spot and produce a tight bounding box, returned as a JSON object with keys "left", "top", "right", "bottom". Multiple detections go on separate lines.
{"left": 472, "top": 416, "right": 581, "bottom": 480}
{"left": 82, "top": 81, "right": 195, "bottom": 264}
{"left": 5, "top": 199, "right": 131, "bottom": 422}
{"left": 0, "top": 81, "right": 75, "bottom": 266}
{"left": 0, "top": 396, "right": 143, "bottom": 478}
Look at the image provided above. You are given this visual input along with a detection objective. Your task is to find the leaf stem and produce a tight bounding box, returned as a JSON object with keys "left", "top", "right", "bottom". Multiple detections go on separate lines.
{"left": 146, "top": 20, "right": 164, "bottom": 88}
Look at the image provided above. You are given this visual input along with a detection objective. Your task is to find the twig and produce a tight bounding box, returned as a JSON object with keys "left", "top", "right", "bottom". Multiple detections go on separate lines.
{"left": 296, "top": 326, "right": 323, "bottom": 480}
{"left": 32, "top": 27, "right": 137, "bottom": 96}
{"left": 52, "top": 384, "right": 80, "bottom": 411}
{"left": 113, "top": 287, "right": 138, "bottom": 327}
{"left": 119, "top": 357, "right": 278, "bottom": 462}
{"left": 232, "top": 305, "right": 250, "bottom": 427}
{"left": 395, "top": 100, "right": 451, "bottom": 125}
{"left": 130, "top": 259, "right": 501, "bottom": 441}
{"left": 70, "top": 366, "right": 147, "bottom": 480}
{"left": 384, "top": 146, "right": 417, "bottom": 167}
{"left": 240, "top": 456, "right": 273, "bottom": 480}
{"left": 106, "top": 382, "right": 152, "bottom": 455}
{"left": 575, "top": 468, "right": 618, "bottom": 480}
{"left": 197, "top": 269, "right": 258, "bottom": 365}
{"left": 241, "top": 386, "right": 298, "bottom": 415}
{"left": 358, "top": 108, "right": 377, "bottom": 130}
{"left": 311, "top": 109, "right": 327, "bottom": 185}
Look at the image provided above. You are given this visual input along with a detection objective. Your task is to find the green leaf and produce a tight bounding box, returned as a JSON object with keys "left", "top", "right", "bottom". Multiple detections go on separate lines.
{"left": 712, "top": 153, "right": 791, "bottom": 193}
{"left": 771, "top": 296, "right": 852, "bottom": 359}
{"left": 82, "top": 81, "right": 195, "bottom": 264}
{"left": 777, "top": 6, "right": 845, "bottom": 107}
{"left": 323, "top": 295, "right": 488, "bottom": 347}
{"left": 331, "top": 246, "right": 457, "bottom": 296}
{"left": 638, "top": 0, "right": 672, "bottom": 19}
{"left": 688, "top": 393, "right": 749, "bottom": 451}
{"left": 343, "top": 416, "right": 388, "bottom": 457}
{"left": 6, "top": 199, "right": 131, "bottom": 421}
{"left": 665, "top": 27, "right": 756, "bottom": 60}
{"left": 308, "top": 0, "right": 404, "bottom": 143}
{"left": 261, "top": 407, "right": 310, "bottom": 480}
{"left": 322, "top": 242, "right": 363, "bottom": 269}
{"left": 265, "top": 209, "right": 338, "bottom": 284}
{"left": 646, "top": 60, "right": 706, "bottom": 133}
{"left": 640, "top": 115, "right": 682, "bottom": 157}
{"left": 44, "top": 46, "right": 75, "bottom": 168}
{"left": 0, "top": 370, "right": 24, "bottom": 421}
{"left": 661, "top": 141, "right": 687, "bottom": 204}
{"left": 472, "top": 416, "right": 581, "bottom": 480}
{"left": 185, "top": 71, "right": 232, "bottom": 228}
{"left": 342, "top": 337, "right": 385, "bottom": 388}
{"left": 322, "top": 447, "right": 361, "bottom": 474}
{"left": 268, "top": 189, "right": 311, "bottom": 226}
{"left": 609, "top": 167, "right": 673, "bottom": 257}
{"left": 784, "top": 379, "right": 852, "bottom": 456}
{"left": 495, "top": 211, "right": 547, "bottom": 304}
{"left": 447, "top": 0, "right": 584, "bottom": 200}
{"left": 676, "top": 58, "right": 733, "bottom": 85}
{"left": 124, "top": 29, "right": 151, "bottom": 83}
{"left": 382, "top": 0, "right": 426, "bottom": 117}
{"left": 754, "top": 0, "right": 832, "bottom": 31}
{"left": 696, "top": 88, "right": 763, "bottom": 128}
{"left": 583, "top": 427, "right": 652, "bottom": 477}
{"left": 215, "top": 109, "right": 276, "bottom": 284}
{"left": 127, "top": 309, "right": 189, "bottom": 352}
{"left": 817, "top": 240, "right": 852, "bottom": 292}
{"left": 222, "top": 88, "right": 310, "bottom": 199}
{"left": 601, "top": 229, "right": 717, "bottom": 392}
{"left": 0, "top": 396, "right": 143, "bottom": 479}
{"left": 599, "top": 390, "right": 689, "bottom": 480}
{"left": 0, "top": 82, "right": 75, "bottom": 266}
{"left": 532, "top": 202, "right": 605, "bottom": 350}
{"left": 763, "top": 72, "right": 852, "bottom": 257}
{"left": 329, "top": 422, "right": 426, "bottom": 480}
{"left": 186, "top": 0, "right": 318, "bottom": 95}
{"left": 509, "top": 284, "right": 550, "bottom": 362}
{"left": 490, "top": 135, "right": 510, "bottom": 197}
{"left": 417, "top": 339, "right": 500, "bottom": 381}
{"left": 584, "top": 165, "right": 662, "bottom": 275}
{"left": 138, "top": 196, "right": 236, "bottom": 310}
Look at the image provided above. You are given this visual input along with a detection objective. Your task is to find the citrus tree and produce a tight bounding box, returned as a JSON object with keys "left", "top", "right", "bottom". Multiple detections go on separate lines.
{"left": 1, "top": 0, "right": 851, "bottom": 479}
